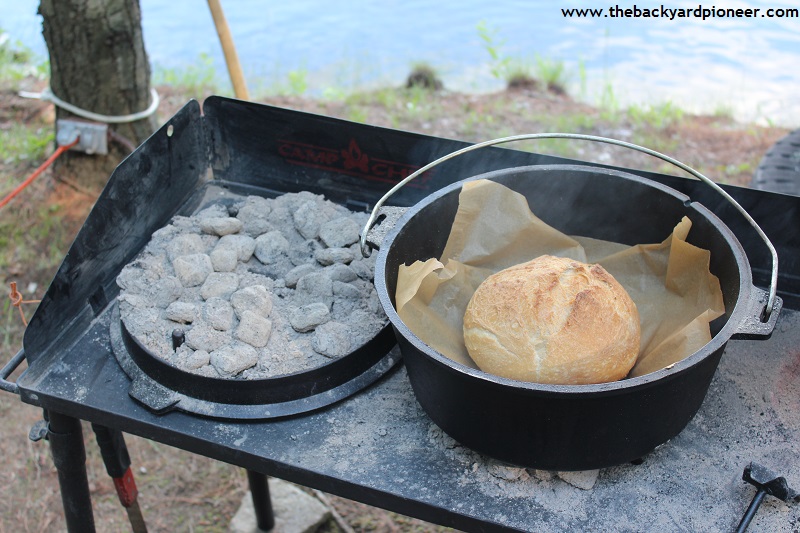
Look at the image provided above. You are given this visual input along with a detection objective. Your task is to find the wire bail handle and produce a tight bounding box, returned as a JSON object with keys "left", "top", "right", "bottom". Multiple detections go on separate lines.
{"left": 359, "top": 133, "right": 779, "bottom": 320}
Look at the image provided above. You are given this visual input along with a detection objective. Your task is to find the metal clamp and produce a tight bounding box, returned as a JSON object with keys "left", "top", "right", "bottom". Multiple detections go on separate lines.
{"left": 359, "top": 133, "right": 779, "bottom": 320}
{"left": 0, "top": 349, "right": 25, "bottom": 395}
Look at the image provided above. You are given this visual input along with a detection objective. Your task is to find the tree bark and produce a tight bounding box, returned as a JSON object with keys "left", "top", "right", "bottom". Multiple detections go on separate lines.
{"left": 39, "top": 0, "right": 156, "bottom": 188}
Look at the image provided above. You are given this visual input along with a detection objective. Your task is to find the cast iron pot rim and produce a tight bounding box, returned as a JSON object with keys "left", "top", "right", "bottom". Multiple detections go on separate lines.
{"left": 375, "top": 164, "right": 753, "bottom": 395}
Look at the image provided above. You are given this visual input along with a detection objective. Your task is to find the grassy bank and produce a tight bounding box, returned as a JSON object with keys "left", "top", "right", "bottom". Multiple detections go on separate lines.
{"left": 151, "top": 45, "right": 785, "bottom": 187}
{"left": 0, "top": 31, "right": 791, "bottom": 532}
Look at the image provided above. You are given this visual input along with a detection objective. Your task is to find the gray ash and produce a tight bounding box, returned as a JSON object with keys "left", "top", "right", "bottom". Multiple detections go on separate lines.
{"left": 117, "top": 191, "right": 386, "bottom": 379}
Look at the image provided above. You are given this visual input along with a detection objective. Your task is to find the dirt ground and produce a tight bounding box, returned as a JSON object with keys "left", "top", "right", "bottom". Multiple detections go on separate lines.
{"left": 0, "top": 80, "right": 791, "bottom": 532}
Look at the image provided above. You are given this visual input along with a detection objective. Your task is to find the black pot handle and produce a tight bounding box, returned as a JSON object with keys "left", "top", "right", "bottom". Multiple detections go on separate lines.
{"left": 733, "top": 287, "right": 783, "bottom": 340}
{"left": 359, "top": 133, "right": 779, "bottom": 321}
{"left": 0, "top": 349, "right": 25, "bottom": 395}
{"left": 362, "top": 206, "right": 407, "bottom": 252}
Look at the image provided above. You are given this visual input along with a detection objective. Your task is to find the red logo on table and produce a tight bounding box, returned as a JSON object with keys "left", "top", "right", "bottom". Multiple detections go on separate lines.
{"left": 277, "top": 138, "right": 432, "bottom": 188}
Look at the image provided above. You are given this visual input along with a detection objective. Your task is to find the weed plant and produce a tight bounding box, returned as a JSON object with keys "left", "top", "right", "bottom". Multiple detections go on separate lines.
{"left": 476, "top": 20, "right": 511, "bottom": 81}
{"left": 534, "top": 55, "right": 568, "bottom": 93}
{"left": 406, "top": 62, "right": 443, "bottom": 90}
{"left": 477, "top": 21, "right": 569, "bottom": 94}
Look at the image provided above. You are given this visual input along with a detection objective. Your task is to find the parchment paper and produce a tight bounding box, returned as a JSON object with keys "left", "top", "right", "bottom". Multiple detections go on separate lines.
{"left": 396, "top": 179, "right": 725, "bottom": 380}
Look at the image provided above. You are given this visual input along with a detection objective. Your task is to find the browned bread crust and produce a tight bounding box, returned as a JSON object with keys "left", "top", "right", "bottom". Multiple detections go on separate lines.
{"left": 463, "top": 255, "right": 640, "bottom": 384}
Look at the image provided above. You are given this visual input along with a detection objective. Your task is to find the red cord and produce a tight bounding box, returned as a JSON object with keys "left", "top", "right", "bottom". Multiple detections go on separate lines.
{"left": 0, "top": 137, "right": 80, "bottom": 210}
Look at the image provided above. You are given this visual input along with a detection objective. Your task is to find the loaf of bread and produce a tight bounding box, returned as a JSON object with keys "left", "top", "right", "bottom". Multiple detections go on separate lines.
{"left": 463, "top": 255, "right": 640, "bottom": 385}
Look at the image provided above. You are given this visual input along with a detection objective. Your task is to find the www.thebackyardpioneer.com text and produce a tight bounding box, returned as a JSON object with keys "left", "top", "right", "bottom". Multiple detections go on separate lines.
{"left": 562, "top": 5, "right": 798, "bottom": 20}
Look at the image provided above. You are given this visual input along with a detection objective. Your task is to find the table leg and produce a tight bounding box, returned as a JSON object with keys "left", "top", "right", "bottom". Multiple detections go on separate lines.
{"left": 47, "top": 411, "right": 96, "bottom": 533}
{"left": 91, "top": 424, "right": 148, "bottom": 532}
{"left": 246, "top": 470, "right": 275, "bottom": 531}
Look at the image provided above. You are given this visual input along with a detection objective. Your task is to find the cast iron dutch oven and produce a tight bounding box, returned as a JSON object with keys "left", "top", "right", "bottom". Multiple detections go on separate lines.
{"left": 360, "top": 134, "right": 782, "bottom": 471}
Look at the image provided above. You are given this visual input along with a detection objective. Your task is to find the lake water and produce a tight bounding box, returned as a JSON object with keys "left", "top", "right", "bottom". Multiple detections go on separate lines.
{"left": 2, "top": 0, "right": 799, "bottom": 126}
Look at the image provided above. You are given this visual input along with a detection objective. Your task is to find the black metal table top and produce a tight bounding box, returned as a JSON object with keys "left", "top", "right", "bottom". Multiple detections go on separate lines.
{"left": 16, "top": 304, "right": 800, "bottom": 532}
{"left": 12, "top": 98, "right": 800, "bottom": 532}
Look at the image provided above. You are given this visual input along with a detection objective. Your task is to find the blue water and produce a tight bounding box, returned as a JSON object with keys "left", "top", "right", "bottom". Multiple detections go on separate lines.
{"left": 2, "top": 0, "right": 799, "bottom": 126}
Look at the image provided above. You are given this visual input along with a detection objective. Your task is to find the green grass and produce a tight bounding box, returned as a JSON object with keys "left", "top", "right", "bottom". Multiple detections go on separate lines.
{"left": 2, "top": 297, "right": 17, "bottom": 349}
{"left": 597, "top": 80, "right": 622, "bottom": 122}
{"left": 628, "top": 101, "right": 684, "bottom": 129}
{"left": 286, "top": 68, "right": 309, "bottom": 95}
{"left": 712, "top": 104, "right": 735, "bottom": 121}
{"left": 152, "top": 53, "right": 227, "bottom": 97}
{"left": 341, "top": 85, "right": 444, "bottom": 128}
{"left": 0, "top": 31, "right": 56, "bottom": 354}
{"left": 630, "top": 130, "right": 680, "bottom": 155}
{"left": 0, "top": 126, "right": 54, "bottom": 166}
{"left": 0, "top": 29, "right": 48, "bottom": 84}
{"left": 0, "top": 202, "right": 68, "bottom": 269}
{"left": 252, "top": 66, "right": 312, "bottom": 97}
{"left": 345, "top": 106, "right": 368, "bottom": 124}
{"left": 550, "top": 112, "right": 599, "bottom": 133}
{"left": 577, "top": 59, "right": 588, "bottom": 100}
{"left": 0, "top": 198, "right": 69, "bottom": 354}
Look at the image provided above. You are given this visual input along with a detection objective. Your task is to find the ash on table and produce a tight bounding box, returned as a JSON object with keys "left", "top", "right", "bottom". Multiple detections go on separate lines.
{"left": 117, "top": 191, "right": 387, "bottom": 379}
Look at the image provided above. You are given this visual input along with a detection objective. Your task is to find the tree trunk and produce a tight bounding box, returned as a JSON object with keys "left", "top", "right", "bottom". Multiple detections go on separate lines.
{"left": 39, "top": 0, "right": 156, "bottom": 189}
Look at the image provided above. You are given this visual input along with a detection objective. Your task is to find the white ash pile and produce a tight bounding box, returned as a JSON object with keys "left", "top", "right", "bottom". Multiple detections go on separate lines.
{"left": 117, "top": 191, "right": 387, "bottom": 379}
